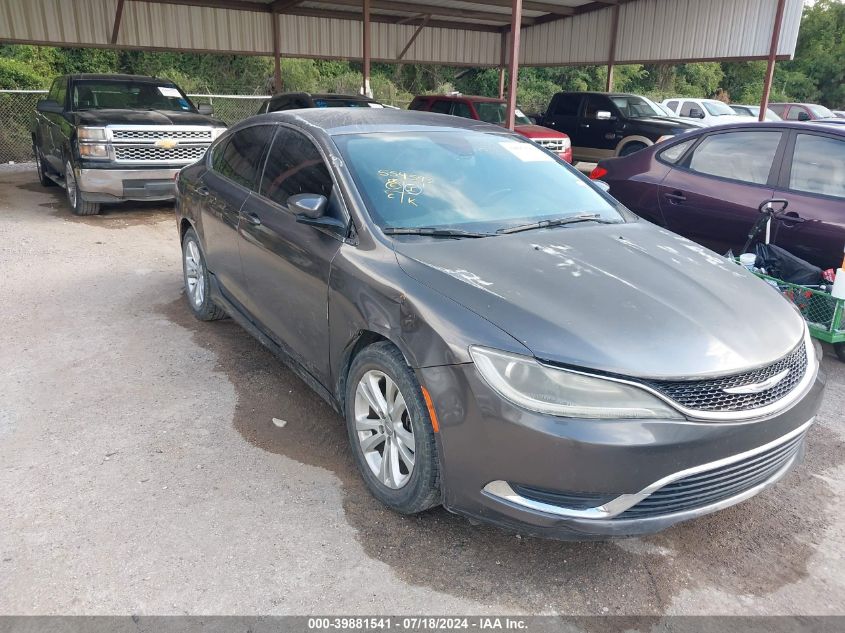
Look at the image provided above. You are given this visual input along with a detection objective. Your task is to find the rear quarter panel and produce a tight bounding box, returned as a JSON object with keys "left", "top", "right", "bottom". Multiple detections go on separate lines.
{"left": 601, "top": 152, "right": 671, "bottom": 226}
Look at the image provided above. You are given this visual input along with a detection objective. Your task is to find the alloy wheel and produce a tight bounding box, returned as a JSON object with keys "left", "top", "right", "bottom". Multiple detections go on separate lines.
{"left": 183, "top": 239, "right": 205, "bottom": 308}
{"left": 354, "top": 370, "right": 416, "bottom": 489}
{"left": 65, "top": 162, "right": 77, "bottom": 208}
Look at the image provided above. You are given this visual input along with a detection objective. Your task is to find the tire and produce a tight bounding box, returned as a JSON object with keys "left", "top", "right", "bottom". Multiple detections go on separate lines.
{"left": 619, "top": 142, "right": 648, "bottom": 157}
{"left": 64, "top": 160, "right": 100, "bottom": 216}
{"left": 33, "top": 143, "right": 55, "bottom": 187}
{"left": 181, "top": 227, "right": 227, "bottom": 321}
{"left": 345, "top": 341, "right": 441, "bottom": 514}
{"left": 835, "top": 343, "right": 845, "bottom": 363}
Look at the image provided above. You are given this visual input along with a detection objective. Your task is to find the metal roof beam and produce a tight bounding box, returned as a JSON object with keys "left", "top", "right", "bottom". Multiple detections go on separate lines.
{"left": 452, "top": 0, "right": 573, "bottom": 14}
{"left": 287, "top": 7, "right": 501, "bottom": 32}
{"left": 323, "top": 0, "right": 535, "bottom": 24}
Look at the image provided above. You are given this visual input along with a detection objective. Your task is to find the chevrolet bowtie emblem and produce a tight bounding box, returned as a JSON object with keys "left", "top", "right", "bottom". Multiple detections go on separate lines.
{"left": 155, "top": 138, "right": 179, "bottom": 149}
{"left": 723, "top": 369, "right": 789, "bottom": 395}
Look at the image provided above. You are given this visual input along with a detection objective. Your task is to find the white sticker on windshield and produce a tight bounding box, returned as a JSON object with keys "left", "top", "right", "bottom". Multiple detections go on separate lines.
{"left": 499, "top": 140, "right": 554, "bottom": 162}
{"left": 158, "top": 87, "right": 182, "bottom": 98}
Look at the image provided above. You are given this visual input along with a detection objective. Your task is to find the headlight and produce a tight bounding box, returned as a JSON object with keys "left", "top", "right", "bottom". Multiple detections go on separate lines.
{"left": 210, "top": 127, "right": 226, "bottom": 140}
{"left": 470, "top": 346, "right": 682, "bottom": 419}
{"left": 560, "top": 137, "right": 571, "bottom": 150}
{"left": 78, "top": 143, "right": 109, "bottom": 158}
{"left": 78, "top": 127, "right": 107, "bottom": 141}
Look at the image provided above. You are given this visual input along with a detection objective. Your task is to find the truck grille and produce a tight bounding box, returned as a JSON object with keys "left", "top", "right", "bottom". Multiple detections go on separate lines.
{"left": 615, "top": 429, "right": 806, "bottom": 519}
{"left": 641, "top": 341, "right": 808, "bottom": 413}
{"left": 535, "top": 138, "right": 569, "bottom": 152}
{"left": 107, "top": 125, "right": 214, "bottom": 164}
{"left": 114, "top": 145, "right": 208, "bottom": 162}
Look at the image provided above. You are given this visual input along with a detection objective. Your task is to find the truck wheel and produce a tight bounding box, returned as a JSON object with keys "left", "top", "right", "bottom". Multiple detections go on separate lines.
{"left": 619, "top": 142, "right": 647, "bottom": 157}
{"left": 835, "top": 343, "right": 845, "bottom": 363}
{"left": 34, "top": 145, "right": 55, "bottom": 187}
{"left": 64, "top": 160, "right": 100, "bottom": 216}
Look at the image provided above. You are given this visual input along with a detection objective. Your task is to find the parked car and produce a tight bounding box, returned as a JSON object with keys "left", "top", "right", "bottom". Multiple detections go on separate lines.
{"left": 729, "top": 104, "right": 782, "bottom": 121}
{"left": 834, "top": 111, "right": 845, "bottom": 119}
{"left": 590, "top": 121, "right": 845, "bottom": 269}
{"left": 409, "top": 93, "right": 572, "bottom": 163}
{"left": 661, "top": 98, "right": 750, "bottom": 126}
{"left": 258, "top": 92, "right": 386, "bottom": 114}
{"left": 536, "top": 92, "right": 699, "bottom": 161}
{"left": 769, "top": 103, "right": 839, "bottom": 122}
{"left": 32, "top": 73, "right": 226, "bottom": 215}
{"left": 175, "top": 109, "right": 822, "bottom": 539}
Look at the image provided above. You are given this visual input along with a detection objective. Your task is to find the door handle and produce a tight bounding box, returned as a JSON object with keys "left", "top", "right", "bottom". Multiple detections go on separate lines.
{"left": 781, "top": 213, "right": 805, "bottom": 224}
{"left": 664, "top": 191, "right": 687, "bottom": 203}
{"left": 242, "top": 212, "right": 262, "bottom": 226}
{"left": 580, "top": 123, "right": 591, "bottom": 128}
{"left": 195, "top": 185, "right": 209, "bottom": 196}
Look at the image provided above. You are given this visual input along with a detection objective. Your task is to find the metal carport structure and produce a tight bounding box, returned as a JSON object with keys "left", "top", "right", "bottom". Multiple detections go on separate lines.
{"left": 1, "top": 0, "right": 804, "bottom": 125}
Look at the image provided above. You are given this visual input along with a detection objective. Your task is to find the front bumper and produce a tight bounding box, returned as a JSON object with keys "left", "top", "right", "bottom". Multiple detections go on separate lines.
{"left": 77, "top": 166, "right": 181, "bottom": 203}
{"left": 418, "top": 361, "right": 824, "bottom": 540}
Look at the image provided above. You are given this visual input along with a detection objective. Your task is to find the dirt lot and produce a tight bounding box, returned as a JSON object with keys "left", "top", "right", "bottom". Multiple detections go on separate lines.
{"left": 1, "top": 164, "right": 844, "bottom": 616}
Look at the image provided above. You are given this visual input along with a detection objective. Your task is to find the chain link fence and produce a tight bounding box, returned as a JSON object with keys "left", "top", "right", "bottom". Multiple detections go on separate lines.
{"left": 0, "top": 90, "right": 271, "bottom": 164}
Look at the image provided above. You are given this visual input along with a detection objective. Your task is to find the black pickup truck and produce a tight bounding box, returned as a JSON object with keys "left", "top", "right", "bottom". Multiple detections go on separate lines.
{"left": 32, "top": 74, "right": 227, "bottom": 215}
{"left": 535, "top": 91, "right": 701, "bottom": 163}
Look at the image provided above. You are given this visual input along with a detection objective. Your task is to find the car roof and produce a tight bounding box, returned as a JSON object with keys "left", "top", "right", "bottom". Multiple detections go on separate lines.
{"left": 556, "top": 91, "right": 640, "bottom": 98}
{"left": 245, "top": 108, "right": 508, "bottom": 136}
{"left": 414, "top": 94, "right": 504, "bottom": 103}
{"left": 668, "top": 120, "right": 845, "bottom": 134}
{"left": 65, "top": 73, "right": 167, "bottom": 82}
{"left": 270, "top": 92, "right": 375, "bottom": 102}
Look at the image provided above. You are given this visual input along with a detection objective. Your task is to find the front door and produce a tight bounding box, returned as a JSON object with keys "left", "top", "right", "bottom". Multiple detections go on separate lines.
{"left": 237, "top": 125, "right": 346, "bottom": 384}
{"left": 576, "top": 94, "right": 619, "bottom": 162}
{"left": 658, "top": 129, "right": 784, "bottom": 255}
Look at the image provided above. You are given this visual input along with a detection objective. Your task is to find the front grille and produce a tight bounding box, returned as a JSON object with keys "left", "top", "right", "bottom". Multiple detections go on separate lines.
{"left": 535, "top": 137, "right": 568, "bottom": 152}
{"left": 642, "top": 342, "right": 808, "bottom": 413}
{"left": 114, "top": 145, "right": 208, "bottom": 162}
{"left": 111, "top": 129, "right": 212, "bottom": 141}
{"left": 616, "top": 430, "right": 806, "bottom": 519}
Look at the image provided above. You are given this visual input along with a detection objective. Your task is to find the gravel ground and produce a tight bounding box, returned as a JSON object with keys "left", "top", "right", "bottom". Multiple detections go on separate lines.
{"left": 1, "top": 164, "right": 844, "bottom": 616}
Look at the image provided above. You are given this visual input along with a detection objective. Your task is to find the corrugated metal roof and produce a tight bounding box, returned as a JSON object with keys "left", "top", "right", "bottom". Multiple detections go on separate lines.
{"left": 0, "top": 0, "right": 803, "bottom": 66}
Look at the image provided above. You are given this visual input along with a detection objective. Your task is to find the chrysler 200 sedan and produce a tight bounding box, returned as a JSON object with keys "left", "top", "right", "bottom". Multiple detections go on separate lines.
{"left": 175, "top": 109, "right": 823, "bottom": 539}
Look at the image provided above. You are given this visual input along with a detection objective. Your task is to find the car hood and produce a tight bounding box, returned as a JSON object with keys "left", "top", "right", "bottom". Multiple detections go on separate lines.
{"left": 514, "top": 124, "right": 567, "bottom": 138}
{"left": 394, "top": 222, "right": 805, "bottom": 379}
{"left": 71, "top": 109, "right": 223, "bottom": 127}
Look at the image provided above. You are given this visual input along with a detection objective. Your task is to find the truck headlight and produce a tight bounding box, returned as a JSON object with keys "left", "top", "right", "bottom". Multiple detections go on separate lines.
{"left": 78, "top": 143, "right": 109, "bottom": 158}
{"left": 470, "top": 346, "right": 682, "bottom": 419}
{"left": 78, "top": 127, "right": 107, "bottom": 142}
{"left": 210, "top": 128, "right": 226, "bottom": 140}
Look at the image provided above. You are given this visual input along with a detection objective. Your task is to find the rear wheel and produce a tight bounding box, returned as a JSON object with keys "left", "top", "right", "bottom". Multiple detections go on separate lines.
{"left": 345, "top": 342, "right": 440, "bottom": 514}
{"left": 34, "top": 144, "right": 55, "bottom": 187}
{"left": 619, "top": 142, "right": 648, "bottom": 157}
{"left": 64, "top": 160, "right": 100, "bottom": 216}
{"left": 182, "top": 228, "right": 226, "bottom": 321}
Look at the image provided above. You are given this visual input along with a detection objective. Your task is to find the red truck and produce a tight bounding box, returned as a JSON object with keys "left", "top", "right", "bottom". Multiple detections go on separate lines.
{"left": 409, "top": 93, "right": 573, "bottom": 163}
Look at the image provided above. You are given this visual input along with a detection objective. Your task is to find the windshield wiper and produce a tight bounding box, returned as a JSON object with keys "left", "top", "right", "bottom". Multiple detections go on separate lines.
{"left": 497, "top": 214, "right": 617, "bottom": 235}
{"left": 383, "top": 227, "right": 493, "bottom": 238}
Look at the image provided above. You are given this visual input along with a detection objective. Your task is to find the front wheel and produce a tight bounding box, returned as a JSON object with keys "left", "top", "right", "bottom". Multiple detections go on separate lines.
{"left": 345, "top": 342, "right": 441, "bottom": 514}
{"left": 181, "top": 228, "right": 226, "bottom": 321}
{"left": 64, "top": 160, "right": 100, "bottom": 215}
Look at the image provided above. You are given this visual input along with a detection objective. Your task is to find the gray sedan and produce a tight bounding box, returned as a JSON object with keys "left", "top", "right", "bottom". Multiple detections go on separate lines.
{"left": 175, "top": 109, "right": 823, "bottom": 539}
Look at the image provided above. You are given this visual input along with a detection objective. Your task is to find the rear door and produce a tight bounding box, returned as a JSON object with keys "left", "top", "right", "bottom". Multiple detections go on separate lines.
{"left": 770, "top": 130, "right": 845, "bottom": 268}
{"left": 237, "top": 125, "right": 347, "bottom": 383}
{"left": 658, "top": 129, "right": 784, "bottom": 255}
{"left": 543, "top": 93, "right": 582, "bottom": 139}
{"left": 200, "top": 124, "right": 272, "bottom": 305}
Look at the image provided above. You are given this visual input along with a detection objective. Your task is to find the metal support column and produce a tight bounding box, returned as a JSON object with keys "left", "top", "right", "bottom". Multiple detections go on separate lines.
{"left": 362, "top": 0, "right": 372, "bottom": 98}
{"left": 498, "top": 31, "right": 507, "bottom": 99}
{"left": 272, "top": 11, "right": 282, "bottom": 94}
{"left": 505, "top": 0, "right": 523, "bottom": 130}
{"left": 759, "top": 0, "right": 787, "bottom": 121}
{"left": 605, "top": 4, "right": 620, "bottom": 92}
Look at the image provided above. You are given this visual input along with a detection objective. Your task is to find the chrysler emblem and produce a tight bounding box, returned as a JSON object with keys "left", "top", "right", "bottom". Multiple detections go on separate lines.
{"left": 723, "top": 369, "right": 790, "bottom": 395}
{"left": 155, "top": 138, "right": 179, "bottom": 149}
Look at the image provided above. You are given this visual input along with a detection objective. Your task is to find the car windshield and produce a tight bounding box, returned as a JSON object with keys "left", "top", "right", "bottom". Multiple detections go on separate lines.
{"left": 333, "top": 131, "right": 626, "bottom": 234}
{"left": 474, "top": 102, "right": 532, "bottom": 126}
{"left": 71, "top": 80, "right": 195, "bottom": 112}
{"left": 610, "top": 96, "right": 665, "bottom": 118}
{"left": 809, "top": 104, "right": 835, "bottom": 119}
{"left": 703, "top": 101, "right": 736, "bottom": 116}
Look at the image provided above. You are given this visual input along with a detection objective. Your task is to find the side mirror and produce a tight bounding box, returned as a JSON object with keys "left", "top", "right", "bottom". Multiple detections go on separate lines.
{"left": 796, "top": 111, "right": 810, "bottom": 121}
{"left": 291, "top": 193, "right": 348, "bottom": 236}
{"left": 688, "top": 107, "right": 704, "bottom": 119}
{"left": 36, "top": 99, "right": 63, "bottom": 114}
{"left": 595, "top": 110, "right": 614, "bottom": 121}
{"left": 197, "top": 103, "right": 214, "bottom": 116}
{"left": 528, "top": 116, "right": 537, "bottom": 124}
{"left": 593, "top": 180, "right": 611, "bottom": 193}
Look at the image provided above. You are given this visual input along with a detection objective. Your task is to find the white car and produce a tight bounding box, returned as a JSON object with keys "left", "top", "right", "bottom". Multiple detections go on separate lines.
{"left": 661, "top": 98, "right": 751, "bottom": 126}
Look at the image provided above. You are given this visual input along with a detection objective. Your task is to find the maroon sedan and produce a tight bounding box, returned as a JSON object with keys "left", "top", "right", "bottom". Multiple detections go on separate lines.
{"left": 591, "top": 122, "right": 845, "bottom": 269}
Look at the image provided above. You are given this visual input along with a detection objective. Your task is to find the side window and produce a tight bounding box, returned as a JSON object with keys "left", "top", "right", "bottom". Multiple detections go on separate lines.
{"left": 666, "top": 100, "right": 678, "bottom": 112}
{"left": 679, "top": 101, "right": 698, "bottom": 117}
{"left": 658, "top": 138, "right": 696, "bottom": 164}
{"left": 55, "top": 79, "right": 67, "bottom": 110}
{"left": 551, "top": 95, "right": 580, "bottom": 117}
{"left": 786, "top": 106, "right": 808, "bottom": 121}
{"left": 430, "top": 100, "right": 453, "bottom": 114}
{"left": 769, "top": 104, "right": 786, "bottom": 117}
{"left": 687, "top": 131, "right": 781, "bottom": 185}
{"left": 47, "top": 78, "right": 60, "bottom": 102}
{"left": 260, "top": 127, "right": 334, "bottom": 209}
{"left": 267, "top": 98, "right": 288, "bottom": 113}
{"left": 211, "top": 125, "right": 272, "bottom": 190}
{"left": 451, "top": 102, "right": 473, "bottom": 119}
{"left": 408, "top": 99, "right": 428, "bottom": 111}
{"left": 583, "top": 95, "right": 614, "bottom": 119}
{"left": 789, "top": 134, "right": 845, "bottom": 198}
